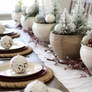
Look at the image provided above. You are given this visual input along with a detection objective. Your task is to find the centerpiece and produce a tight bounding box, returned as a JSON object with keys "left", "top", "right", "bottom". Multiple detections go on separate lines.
{"left": 32, "top": 0, "right": 57, "bottom": 42}
{"left": 0, "top": 24, "right": 20, "bottom": 38}
{"left": 0, "top": 36, "right": 32, "bottom": 58}
{"left": 12, "top": 0, "right": 23, "bottom": 27}
{"left": 80, "top": 30, "right": 92, "bottom": 72}
{"left": 21, "top": 0, "right": 39, "bottom": 31}
{"left": 50, "top": 1, "right": 87, "bottom": 59}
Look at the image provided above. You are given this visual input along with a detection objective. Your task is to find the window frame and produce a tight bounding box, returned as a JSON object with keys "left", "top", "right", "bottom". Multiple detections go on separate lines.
{"left": 0, "top": 13, "right": 11, "bottom": 20}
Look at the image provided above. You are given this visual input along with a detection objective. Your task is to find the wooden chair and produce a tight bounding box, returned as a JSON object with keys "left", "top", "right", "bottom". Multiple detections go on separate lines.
{"left": 69, "top": 0, "right": 92, "bottom": 15}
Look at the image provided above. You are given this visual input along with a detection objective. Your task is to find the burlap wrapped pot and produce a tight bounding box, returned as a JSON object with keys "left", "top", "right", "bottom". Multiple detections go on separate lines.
{"left": 50, "top": 32, "right": 83, "bottom": 59}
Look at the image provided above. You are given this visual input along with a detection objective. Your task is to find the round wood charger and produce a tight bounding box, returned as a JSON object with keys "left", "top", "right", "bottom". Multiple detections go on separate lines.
{"left": 8, "top": 33, "right": 20, "bottom": 38}
{"left": 0, "top": 32, "right": 20, "bottom": 39}
{"left": 0, "top": 62, "right": 53, "bottom": 89}
{"left": 0, "top": 47, "right": 32, "bottom": 58}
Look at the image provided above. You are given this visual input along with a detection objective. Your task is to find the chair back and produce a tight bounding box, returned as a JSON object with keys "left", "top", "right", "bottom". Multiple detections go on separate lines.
{"left": 69, "top": 0, "right": 92, "bottom": 15}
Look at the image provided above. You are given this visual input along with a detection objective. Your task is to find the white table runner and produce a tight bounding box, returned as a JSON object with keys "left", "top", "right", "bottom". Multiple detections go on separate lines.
{"left": 29, "top": 42, "right": 92, "bottom": 92}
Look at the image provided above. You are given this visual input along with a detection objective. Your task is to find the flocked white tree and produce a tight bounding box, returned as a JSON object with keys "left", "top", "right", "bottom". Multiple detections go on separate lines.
{"left": 50, "top": 0, "right": 59, "bottom": 23}
{"left": 55, "top": 9, "right": 75, "bottom": 34}
{"left": 72, "top": 0, "right": 87, "bottom": 35}
{"left": 14, "top": 0, "right": 22, "bottom": 12}
{"left": 25, "top": 0, "right": 39, "bottom": 20}
{"left": 34, "top": 0, "right": 45, "bottom": 23}
{"left": 35, "top": 0, "right": 57, "bottom": 23}
{"left": 38, "top": 0, "right": 45, "bottom": 16}
{"left": 35, "top": 0, "right": 63, "bottom": 24}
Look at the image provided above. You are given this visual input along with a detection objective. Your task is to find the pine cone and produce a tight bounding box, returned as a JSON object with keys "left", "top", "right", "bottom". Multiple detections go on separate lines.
{"left": 88, "top": 39, "right": 92, "bottom": 44}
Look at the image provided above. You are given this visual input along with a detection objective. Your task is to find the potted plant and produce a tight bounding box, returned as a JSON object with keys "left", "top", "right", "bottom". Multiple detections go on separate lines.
{"left": 32, "top": 0, "right": 57, "bottom": 42}
{"left": 21, "top": 0, "right": 39, "bottom": 31}
{"left": 50, "top": 1, "right": 87, "bottom": 59}
{"left": 80, "top": 31, "right": 92, "bottom": 71}
{"left": 12, "top": 0, "right": 23, "bottom": 26}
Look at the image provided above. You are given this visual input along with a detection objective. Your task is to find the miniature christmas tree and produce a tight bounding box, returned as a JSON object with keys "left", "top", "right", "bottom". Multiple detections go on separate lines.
{"left": 50, "top": 0, "right": 59, "bottom": 23}
{"left": 25, "top": 0, "right": 39, "bottom": 20}
{"left": 35, "top": 0, "right": 45, "bottom": 23}
{"left": 38, "top": 0, "right": 45, "bottom": 16}
{"left": 35, "top": 0, "right": 58, "bottom": 24}
{"left": 55, "top": 9, "right": 75, "bottom": 35}
{"left": 72, "top": 0, "right": 87, "bottom": 35}
{"left": 44, "top": 0, "right": 57, "bottom": 15}
{"left": 14, "top": 0, "right": 22, "bottom": 13}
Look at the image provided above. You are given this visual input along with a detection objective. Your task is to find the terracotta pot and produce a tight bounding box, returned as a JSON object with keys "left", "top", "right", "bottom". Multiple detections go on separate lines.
{"left": 12, "top": 12, "right": 22, "bottom": 24}
{"left": 32, "top": 22, "right": 54, "bottom": 42}
{"left": 21, "top": 15, "right": 35, "bottom": 30}
{"left": 80, "top": 44, "right": 92, "bottom": 71}
{"left": 50, "top": 32, "right": 83, "bottom": 59}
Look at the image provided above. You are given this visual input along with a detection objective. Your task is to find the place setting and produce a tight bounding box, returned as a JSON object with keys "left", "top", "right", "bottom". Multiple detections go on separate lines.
{"left": 0, "top": 35, "right": 32, "bottom": 58}
{"left": 0, "top": 24, "right": 20, "bottom": 38}
{"left": 0, "top": 55, "right": 54, "bottom": 90}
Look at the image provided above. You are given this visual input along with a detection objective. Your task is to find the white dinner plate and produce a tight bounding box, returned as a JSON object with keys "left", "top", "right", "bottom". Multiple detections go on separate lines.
{"left": 0, "top": 41, "right": 25, "bottom": 50}
{"left": 0, "top": 62, "right": 43, "bottom": 77}
{"left": 3, "top": 28, "right": 16, "bottom": 34}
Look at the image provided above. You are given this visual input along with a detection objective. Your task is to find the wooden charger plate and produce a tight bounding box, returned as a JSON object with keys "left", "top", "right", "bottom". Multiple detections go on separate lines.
{"left": 0, "top": 28, "right": 20, "bottom": 38}
{"left": 0, "top": 62, "right": 54, "bottom": 89}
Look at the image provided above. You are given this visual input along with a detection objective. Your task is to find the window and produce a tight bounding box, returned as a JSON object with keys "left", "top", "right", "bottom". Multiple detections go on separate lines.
{"left": 0, "top": 0, "right": 36, "bottom": 20}
{"left": 0, "top": 0, "right": 17, "bottom": 14}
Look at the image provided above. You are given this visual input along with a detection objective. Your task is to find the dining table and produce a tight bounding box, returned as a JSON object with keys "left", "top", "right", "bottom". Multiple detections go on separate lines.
{"left": 0, "top": 20, "right": 64, "bottom": 92}
{"left": 0, "top": 20, "right": 92, "bottom": 92}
